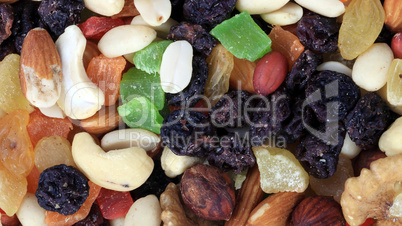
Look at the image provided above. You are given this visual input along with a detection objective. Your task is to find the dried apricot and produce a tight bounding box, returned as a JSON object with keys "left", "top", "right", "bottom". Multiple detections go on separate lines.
{"left": 96, "top": 188, "right": 134, "bottom": 219}
{"left": 26, "top": 166, "right": 40, "bottom": 194}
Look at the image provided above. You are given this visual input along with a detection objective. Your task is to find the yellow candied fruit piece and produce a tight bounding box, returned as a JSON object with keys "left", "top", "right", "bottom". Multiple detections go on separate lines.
{"left": 253, "top": 146, "right": 309, "bottom": 193}
{"left": 387, "top": 59, "right": 402, "bottom": 106}
{"left": 0, "top": 163, "right": 27, "bottom": 217}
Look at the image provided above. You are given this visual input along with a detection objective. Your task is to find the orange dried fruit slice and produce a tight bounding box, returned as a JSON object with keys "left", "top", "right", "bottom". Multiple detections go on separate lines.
{"left": 83, "top": 41, "right": 101, "bottom": 70}
{"left": 0, "top": 163, "right": 27, "bottom": 217}
{"left": 230, "top": 57, "right": 256, "bottom": 93}
{"left": 26, "top": 166, "right": 40, "bottom": 194}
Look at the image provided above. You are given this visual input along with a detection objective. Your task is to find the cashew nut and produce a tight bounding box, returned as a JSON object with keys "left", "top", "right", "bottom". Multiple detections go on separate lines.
{"left": 55, "top": 25, "right": 105, "bottom": 120}
{"left": 84, "top": 0, "right": 124, "bottom": 16}
{"left": 39, "top": 104, "right": 66, "bottom": 119}
{"left": 72, "top": 132, "right": 154, "bottom": 191}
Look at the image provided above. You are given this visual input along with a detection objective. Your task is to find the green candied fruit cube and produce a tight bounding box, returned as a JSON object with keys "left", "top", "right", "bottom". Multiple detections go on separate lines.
{"left": 119, "top": 67, "right": 165, "bottom": 110}
{"left": 133, "top": 40, "right": 173, "bottom": 74}
{"left": 210, "top": 11, "right": 272, "bottom": 62}
{"left": 117, "top": 96, "right": 164, "bottom": 134}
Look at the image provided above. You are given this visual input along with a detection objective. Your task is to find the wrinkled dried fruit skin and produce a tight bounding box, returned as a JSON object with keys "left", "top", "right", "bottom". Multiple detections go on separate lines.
{"left": 36, "top": 164, "right": 89, "bottom": 216}
{"left": 0, "top": 38, "right": 15, "bottom": 61}
{"left": 183, "top": 0, "right": 237, "bottom": 29}
{"left": 207, "top": 132, "right": 255, "bottom": 173}
{"left": 166, "top": 55, "right": 209, "bottom": 107}
{"left": 161, "top": 109, "right": 217, "bottom": 157}
{"left": 168, "top": 22, "right": 217, "bottom": 57}
{"left": 282, "top": 97, "right": 311, "bottom": 144}
{"left": 38, "top": 0, "right": 85, "bottom": 36}
{"left": 296, "top": 12, "right": 340, "bottom": 54}
{"left": 345, "top": 93, "right": 392, "bottom": 150}
{"left": 181, "top": 164, "right": 235, "bottom": 221}
{"left": 296, "top": 122, "right": 346, "bottom": 179}
{"left": 73, "top": 202, "right": 109, "bottom": 226}
{"left": 304, "top": 70, "right": 361, "bottom": 123}
{"left": 0, "top": 4, "right": 14, "bottom": 45}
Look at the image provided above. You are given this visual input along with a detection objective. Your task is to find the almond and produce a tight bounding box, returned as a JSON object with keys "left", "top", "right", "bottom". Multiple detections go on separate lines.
{"left": 80, "top": 105, "right": 122, "bottom": 134}
{"left": 19, "top": 28, "right": 62, "bottom": 108}
{"left": 384, "top": 0, "right": 402, "bottom": 33}
{"left": 246, "top": 192, "right": 304, "bottom": 225}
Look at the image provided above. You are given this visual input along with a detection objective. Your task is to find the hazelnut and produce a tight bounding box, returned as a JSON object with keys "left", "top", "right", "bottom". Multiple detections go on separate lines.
{"left": 290, "top": 196, "right": 346, "bottom": 226}
{"left": 180, "top": 164, "right": 235, "bottom": 221}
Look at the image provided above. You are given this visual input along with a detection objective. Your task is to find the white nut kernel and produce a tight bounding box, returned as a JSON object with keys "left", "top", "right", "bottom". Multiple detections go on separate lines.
{"left": 352, "top": 43, "right": 394, "bottom": 91}
{"left": 160, "top": 40, "right": 193, "bottom": 93}
{"left": 84, "top": 0, "right": 124, "bottom": 16}
{"left": 39, "top": 104, "right": 66, "bottom": 119}
{"left": 72, "top": 132, "right": 154, "bottom": 191}
{"left": 56, "top": 25, "right": 105, "bottom": 120}
{"left": 124, "top": 195, "right": 161, "bottom": 226}
{"left": 98, "top": 25, "right": 157, "bottom": 58}
{"left": 236, "top": 0, "right": 289, "bottom": 14}
{"left": 317, "top": 61, "right": 352, "bottom": 77}
{"left": 110, "top": 217, "right": 125, "bottom": 226}
{"left": 260, "top": 2, "right": 303, "bottom": 26}
{"left": 379, "top": 116, "right": 402, "bottom": 156}
{"left": 101, "top": 128, "right": 161, "bottom": 152}
{"left": 340, "top": 133, "right": 361, "bottom": 159}
{"left": 161, "top": 146, "right": 204, "bottom": 178}
{"left": 16, "top": 193, "right": 46, "bottom": 226}
{"left": 294, "top": 0, "right": 345, "bottom": 18}
{"left": 134, "top": 0, "right": 171, "bottom": 26}
{"left": 131, "top": 15, "right": 178, "bottom": 38}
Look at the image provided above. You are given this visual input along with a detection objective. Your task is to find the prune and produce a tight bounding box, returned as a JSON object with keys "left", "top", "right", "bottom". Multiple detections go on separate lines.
{"left": 207, "top": 132, "right": 255, "bottom": 174}
{"left": 304, "top": 70, "right": 360, "bottom": 123}
{"left": 166, "top": 54, "right": 208, "bottom": 108}
{"left": 183, "top": 0, "right": 237, "bottom": 29}
{"left": 161, "top": 109, "right": 217, "bottom": 157}
{"left": 73, "top": 202, "right": 109, "bottom": 226}
{"left": 38, "top": 0, "right": 85, "bottom": 36}
{"left": 345, "top": 92, "right": 392, "bottom": 150}
{"left": 210, "top": 90, "right": 252, "bottom": 128}
{"left": 296, "top": 12, "right": 340, "bottom": 53}
{"left": 285, "top": 50, "right": 323, "bottom": 95}
{"left": 168, "top": 21, "right": 217, "bottom": 57}
{"left": 36, "top": 164, "right": 89, "bottom": 215}
{"left": 0, "top": 4, "right": 13, "bottom": 45}
{"left": 296, "top": 122, "right": 346, "bottom": 179}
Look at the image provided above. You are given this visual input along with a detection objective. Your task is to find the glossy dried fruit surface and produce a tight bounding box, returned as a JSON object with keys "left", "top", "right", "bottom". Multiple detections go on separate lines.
{"left": 133, "top": 40, "right": 173, "bottom": 74}
{"left": 78, "top": 16, "right": 125, "bottom": 40}
{"left": 338, "top": 0, "right": 385, "bottom": 60}
{"left": 96, "top": 188, "right": 133, "bottom": 219}
{"left": 73, "top": 202, "right": 107, "bottom": 226}
{"left": 0, "top": 163, "right": 27, "bottom": 217}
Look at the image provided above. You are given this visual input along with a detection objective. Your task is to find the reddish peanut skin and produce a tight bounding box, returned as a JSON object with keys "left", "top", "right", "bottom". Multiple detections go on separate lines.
{"left": 253, "top": 51, "right": 288, "bottom": 96}
{"left": 391, "top": 33, "right": 402, "bottom": 59}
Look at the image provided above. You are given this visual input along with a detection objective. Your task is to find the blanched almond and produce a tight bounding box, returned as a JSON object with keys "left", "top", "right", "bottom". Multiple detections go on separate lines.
{"left": 294, "top": 0, "right": 345, "bottom": 18}
{"left": 260, "top": 2, "right": 303, "bottom": 26}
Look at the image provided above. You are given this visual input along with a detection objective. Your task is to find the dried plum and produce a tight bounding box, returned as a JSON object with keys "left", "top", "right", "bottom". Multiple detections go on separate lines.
{"left": 207, "top": 132, "right": 255, "bottom": 173}
{"left": 166, "top": 54, "right": 208, "bottom": 107}
{"left": 161, "top": 109, "right": 217, "bottom": 157}
{"left": 345, "top": 92, "right": 392, "bottom": 150}
{"left": 36, "top": 164, "right": 89, "bottom": 215}
{"left": 285, "top": 49, "right": 323, "bottom": 95}
{"left": 183, "top": 0, "right": 237, "bottom": 29}
{"left": 73, "top": 202, "right": 109, "bottom": 226}
{"left": 296, "top": 122, "right": 346, "bottom": 179}
{"left": 38, "top": 0, "right": 85, "bottom": 36}
{"left": 304, "top": 70, "right": 360, "bottom": 122}
{"left": 0, "top": 4, "right": 14, "bottom": 45}
{"left": 210, "top": 90, "right": 252, "bottom": 128}
{"left": 168, "top": 21, "right": 217, "bottom": 57}
{"left": 296, "top": 12, "right": 340, "bottom": 53}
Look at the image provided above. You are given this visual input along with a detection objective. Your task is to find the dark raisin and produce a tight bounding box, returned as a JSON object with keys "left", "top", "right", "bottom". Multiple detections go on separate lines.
{"left": 282, "top": 97, "right": 312, "bottom": 143}
{"left": 296, "top": 12, "right": 340, "bottom": 53}
{"left": 207, "top": 132, "right": 255, "bottom": 174}
{"left": 161, "top": 109, "right": 217, "bottom": 157}
{"left": 168, "top": 21, "right": 217, "bottom": 57}
{"left": 210, "top": 90, "right": 252, "bottom": 128}
{"left": 304, "top": 70, "right": 360, "bottom": 123}
{"left": 36, "top": 164, "right": 89, "bottom": 215}
{"left": 345, "top": 92, "right": 392, "bottom": 150}
{"left": 375, "top": 25, "right": 393, "bottom": 45}
{"left": 0, "top": 38, "right": 15, "bottom": 61}
{"left": 285, "top": 49, "right": 323, "bottom": 95}
{"left": 183, "top": 0, "right": 237, "bottom": 30}
{"left": 0, "top": 4, "right": 14, "bottom": 45}
{"left": 170, "top": 0, "right": 185, "bottom": 22}
{"left": 251, "top": 15, "right": 272, "bottom": 35}
{"left": 296, "top": 122, "right": 346, "bottom": 179}
{"left": 166, "top": 54, "right": 208, "bottom": 107}
{"left": 38, "top": 0, "right": 85, "bottom": 36}
{"left": 73, "top": 202, "right": 109, "bottom": 226}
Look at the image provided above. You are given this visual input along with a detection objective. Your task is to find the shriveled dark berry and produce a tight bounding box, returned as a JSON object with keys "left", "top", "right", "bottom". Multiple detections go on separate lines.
{"left": 345, "top": 92, "right": 392, "bottom": 150}
{"left": 0, "top": 4, "right": 14, "bottom": 45}
{"left": 0, "top": 38, "right": 15, "bottom": 61}
{"left": 282, "top": 97, "right": 312, "bottom": 143}
{"left": 207, "top": 132, "right": 255, "bottom": 174}
{"left": 296, "top": 12, "right": 340, "bottom": 53}
{"left": 183, "top": 0, "right": 237, "bottom": 29}
{"left": 161, "top": 109, "right": 217, "bottom": 157}
{"left": 36, "top": 164, "right": 89, "bottom": 215}
{"left": 166, "top": 54, "right": 208, "bottom": 107}
{"left": 73, "top": 202, "right": 109, "bottom": 226}
{"left": 285, "top": 49, "right": 323, "bottom": 95}
{"left": 168, "top": 21, "right": 217, "bottom": 57}
{"left": 296, "top": 122, "right": 346, "bottom": 179}
{"left": 38, "top": 0, "right": 85, "bottom": 36}
{"left": 304, "top": 70, "right": 360, "bottom": 123}
{"left": 210, "top": 90, "right": 252, "bottom": 128}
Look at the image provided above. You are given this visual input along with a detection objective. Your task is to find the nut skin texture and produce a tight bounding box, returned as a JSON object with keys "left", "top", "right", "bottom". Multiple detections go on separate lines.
{"left": 290, "top": 196, "right": 346, "bottom": 226}
{"left": 391, "top": 33, "right": 402, "bottom": 59}
{"left": 353, "top": 148, "right": 387, "bottom": 177}
{"left": 180, "top": 164, "right": 235, "bottom": 221}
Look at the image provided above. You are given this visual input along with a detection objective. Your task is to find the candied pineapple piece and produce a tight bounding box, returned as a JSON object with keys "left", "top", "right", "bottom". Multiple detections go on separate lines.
{"left": 252, "top": 146, "right": 309, "bottom": 193}
{"left": 0, "top": 163, "right": 27, "bottom": 216}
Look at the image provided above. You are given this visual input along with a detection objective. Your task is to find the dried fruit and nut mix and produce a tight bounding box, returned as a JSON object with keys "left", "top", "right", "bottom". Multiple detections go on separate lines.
{"left": 1, "top": 0, "right": 402, "bottom": 225}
